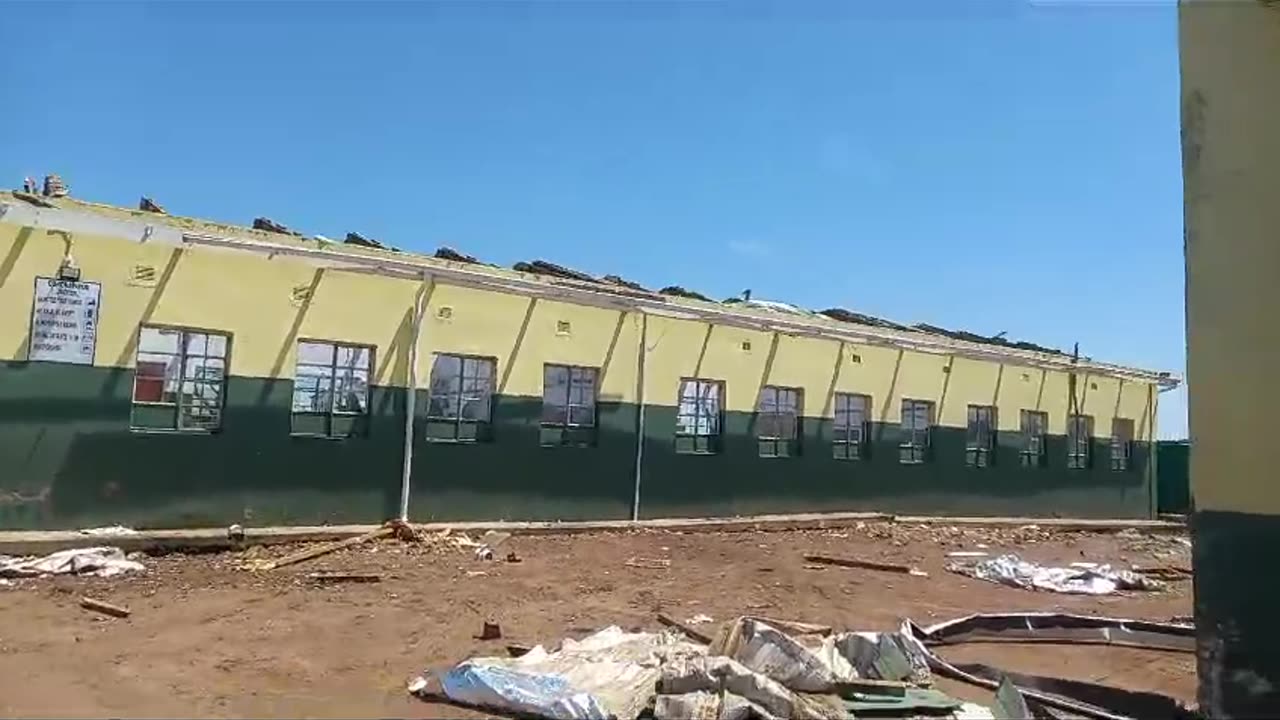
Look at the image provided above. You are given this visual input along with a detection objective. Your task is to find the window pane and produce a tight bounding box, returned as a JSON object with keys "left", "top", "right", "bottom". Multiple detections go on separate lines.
{"left": 460, "top": 397, "right": 490, "bottom": 422}
{"left": 568, "top": 405, "right": 595, "bottom": 426}
{"left": 185, "top": 356, "right": 225, "bottom": 384}
{"left": 427, "top": 395, "right": 458, "bottom": 419}
{"left": 206, "top": 334, "right": 228, "bottom": 358}
{"left": 293, "top": 366, "right": 333, "bottom": 412}
{"left": 297, "top": 341, "right": 334, "bottom": 366}
{"left": 544, "top": 364, "right": 569, "bottom": 394}
{"left": 465, "top": 357, "right": 494, "bottom": 382}
{"left": 462, "top": 375, "right": 491, "bottom": 396}
{"left": 139, "top": 327, "right": 180, "bottom": 354}
{"left": 430, "top": 355, "right": 462, "bottom": 395}
{"left": 542, "top": 403, "right": 568, "bottom": 425}
{"left": 679, "top": 380, "right": 699, "bottom": 402}
{"left": 335, "top": 345, "right": 369, "bottom": 369}
{"left": 183, "top": 333, "right": 208, "bottom": 357}
{"left": 333, "top": 371, "right": 369, "bottom": 413}
{"left": 779, "top": 413, "right": 798, "bottom": 440}
{"left": 569, "top": 370, "right": 596, "bottom": 406}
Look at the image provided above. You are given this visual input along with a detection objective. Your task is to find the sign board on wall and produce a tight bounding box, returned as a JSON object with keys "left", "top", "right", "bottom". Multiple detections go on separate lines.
{"left": 28, "top": 277, "right": 101, "bottom": 365}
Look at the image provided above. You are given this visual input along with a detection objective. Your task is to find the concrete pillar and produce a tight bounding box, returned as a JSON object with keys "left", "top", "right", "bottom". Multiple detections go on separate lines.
{"left": 1180, "top": 1, "right": 1280, "bottom": 716}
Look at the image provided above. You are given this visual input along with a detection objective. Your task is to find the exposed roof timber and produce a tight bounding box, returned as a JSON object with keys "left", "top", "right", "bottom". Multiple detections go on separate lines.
{"left": 0, "top": 199, "right": 1178, "bottom": 387}
{"left": 180, "top": 230, "right": 1179, "bottom": 388}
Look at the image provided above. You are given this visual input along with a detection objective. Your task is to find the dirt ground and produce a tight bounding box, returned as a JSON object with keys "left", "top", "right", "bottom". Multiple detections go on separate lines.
{"left": 0, "top": 521, "right": 1195, "bottom": 718}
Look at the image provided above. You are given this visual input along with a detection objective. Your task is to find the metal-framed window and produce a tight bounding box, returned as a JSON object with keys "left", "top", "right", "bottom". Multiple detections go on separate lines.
{"left": 675, "top": 378, "right": 723, "bottom": 455}
{"left": 833, "top": 393, "right": 871, "bottom": 461}
{"left": 1019, "top": 410, "right": 1048, "bottom": 468}
{"left": 425, "top": 354, "right": 495, "bottom": 442}
{"left": 966, "top": 405, "right": 996, "bottom": 468}
{"left": 290, "top": 340, "right": 373, "bottom": 438}
{"left": 757, "top": 386, "right": 802, "bottom": 458}
{"left": 1110, "top": 418, "right": 1135, "bottom": 471}
{"left": 1067, "top": 414, "right": 1094, "bottom": 470}
{"left": 899, "top": 399, "right": 933, "bottom": 464}
{"left": 130, "top": 325, "right": 228, "bottom": 432}
{"left": 541, "top": 364, "right": 598, "bottom": 447}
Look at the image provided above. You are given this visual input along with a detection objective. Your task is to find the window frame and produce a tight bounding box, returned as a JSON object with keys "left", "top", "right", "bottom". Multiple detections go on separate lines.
{"left": 832, "top": 392, "right": 871, "bottom": 461}
{"left": 965, "top": 404, "right": 997, "bottom": 468}
{"left": 540, "top": 363, "right": 600, "bottom": 447}
{"left": 1067, "top": 414, "right": 1094, "bottom": 470}
{"left": 130, "top": 324, "right": 230, "bottom": 433}
{"left": 899, "top": 398, "right": 934, "bottom": 465}
{"left": 1110, "top": 417, "right": 1135, "bottom": 471}
{"left": 425, "top": 353, "right": 497, "bottom": 443}
{"left": 674, "top": 377, "right": 724, "bottom": 455}
{"left": 756, "top": 385, "right": 803, "bottom": 458}
{"left": 1019, "top": 410, "right": 1048, "bottom": 468}
{"left": 289, "top": 338, "right": 375, "bottom": 439}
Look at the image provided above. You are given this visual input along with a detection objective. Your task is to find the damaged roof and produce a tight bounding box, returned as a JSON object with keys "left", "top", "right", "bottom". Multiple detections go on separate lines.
{"left": 0, "top": 188, "right": 1173, "bottom": 382}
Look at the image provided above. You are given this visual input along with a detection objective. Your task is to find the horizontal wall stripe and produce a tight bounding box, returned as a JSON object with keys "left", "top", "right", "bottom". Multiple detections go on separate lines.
{"left": 1, "top": 362, "right": 1153, "bottom": 529}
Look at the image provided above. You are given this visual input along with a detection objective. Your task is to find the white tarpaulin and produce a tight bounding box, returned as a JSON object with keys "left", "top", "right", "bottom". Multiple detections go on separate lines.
{"left": 0, "top": 546, "right": 145, "bottom": 578}
{"left": 947, "top": 554, "right": 1163, "bottom": 595}
{"left": 410, "top": 626, "right": 707, "bottom": 720}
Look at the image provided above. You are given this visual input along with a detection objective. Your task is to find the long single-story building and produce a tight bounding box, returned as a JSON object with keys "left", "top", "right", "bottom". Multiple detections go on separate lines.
{"left": 0, "top": 189, "right": 1179, "bottom": 529}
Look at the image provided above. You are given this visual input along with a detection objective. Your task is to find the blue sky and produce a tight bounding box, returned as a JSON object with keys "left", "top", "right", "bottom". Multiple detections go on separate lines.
{"left": 1, "top": 0, "right": 1187, "bottom": 437}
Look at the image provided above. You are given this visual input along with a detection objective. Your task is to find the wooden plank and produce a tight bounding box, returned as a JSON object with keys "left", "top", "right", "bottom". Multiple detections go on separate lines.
{"left": 80, "top": 597, "right": 130, "bottom": 618}
{"left": 263, "top": 526, "right": 393, "bottom": 570}
{"left": 803, "top": 553, "right": 916, "bottom": 574}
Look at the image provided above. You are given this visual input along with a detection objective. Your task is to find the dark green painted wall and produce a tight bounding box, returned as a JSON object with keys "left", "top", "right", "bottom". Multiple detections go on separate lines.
{"left": 1193, "top": 510, "right": 1280, "bottom": 717}
{"left": 1157, "top": 441, "right": 1192, "bottom": 515}
{"left": 638, "top": 408, "right": 1151, "bottom": 520}
{"left": 0, "top": 362, "right": 1152, "bottom": 529}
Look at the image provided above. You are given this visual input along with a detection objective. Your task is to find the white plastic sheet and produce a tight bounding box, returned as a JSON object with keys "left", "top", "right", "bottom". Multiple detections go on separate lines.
{"left": 410, "top": 626, "right": 706, "bottom": 720}
{"left": 0, "top": 546, "right": 145, "bottom": 578}
{"left": 948, "top": 553, "right": 1163, "bottom": 595}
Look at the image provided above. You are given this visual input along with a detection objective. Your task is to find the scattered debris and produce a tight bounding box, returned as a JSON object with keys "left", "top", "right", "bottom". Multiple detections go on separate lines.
{"left": 80, "top": 596, "right": 130, "bottom": 618}
{"left": 656, "top": 613, "right": 714, "bottom": 645}
{"left": 947, "top": 554, "right": 1163, "bottom": 595}
{"left": 344, "top": 231, "right": 385, "bottom": 249}
{"left": 252, "top": 216, "right": 301, "bottom": 236}
{"left": 506, "top": 643, "right": 533, "bottom": 658}
{"left": 686, "top": 614, "right": 714, "bottom": 626}
{"left": 477, "top": 621, "right": 503, "bottom": 641}
{"left": 803, "top": 553, "right": 925, "bottom": 576}
{"left": 514, "top": 260, "right": 599, "bottom": 284}
{"left": 946, "top": 551, "right": 989, "bottom": 559}
{"left": 257, "top": 526, "right": 394, "bottom": 571}
{"left": 435, "top": 246, "right": 481, "bottom": 264}
{"left": 0, "top": 547, "right": 145, "bottom": 579}
{"left": 138, "top": 196, "right": 166, "bottom": 214}
{"left": 1131, "top": 564, "right": 1193, "bottom": 581}
{"left": 624, "top": 556, "right": 671, "bottom": 570}
{"left": 227, "top": 524, "right": 246, "bottom": 541}
{"left": 306, "top": 571, "right": 382, "bottom": 584}
{"left": 505, "top": 552, "right": 522, "bottom": 563}
{"left": 77, "top": 525, "right": 138, "bottom": 537}
{"left": 43, "top": 173, "right": 69, "bottom": 197}
{"left": 658, "top": 285, "right": 712, "bottom": 302}
{"left": 907, "top": 612, "right": 1195, "bottom": 654}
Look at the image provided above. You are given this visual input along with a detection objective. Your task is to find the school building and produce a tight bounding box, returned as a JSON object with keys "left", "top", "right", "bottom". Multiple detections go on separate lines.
{"left": 0, "top": 188, "right": 1178, "bottom": 530}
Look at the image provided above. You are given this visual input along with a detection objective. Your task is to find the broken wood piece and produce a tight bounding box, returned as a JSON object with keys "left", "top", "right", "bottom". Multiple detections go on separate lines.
{"left": 748, "top": 617, "right": 833, "bottom": 636}
{"left": 505, "top": 643, "right": 533, "bottom": 657}
{"left": 263, "top": 526, "right": 394, "bottom": 570}
{"left": 306, "top": 571, "right": 382, "bottom": 583}
{"left": 833, "top": 678, "right": 910, "bottom": 698}
{"left": 80, "top": 596, "right": 130, "bottom": 618}
{"left": 657, "top": 612, "right": 714, "bottom": 645}
{"left": 476, "top": 621, "right": 502, "bottom": 641}
{"left": 803, "top": 553, "right": 920, "bottom": 575}
{"left": 625, "top": 556, "right": 671, "bottom": 569}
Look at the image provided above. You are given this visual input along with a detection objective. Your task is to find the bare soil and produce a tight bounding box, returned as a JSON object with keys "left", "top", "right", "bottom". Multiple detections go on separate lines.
{"left": 0, "top": 522, "right": 1195, "bottom": 718}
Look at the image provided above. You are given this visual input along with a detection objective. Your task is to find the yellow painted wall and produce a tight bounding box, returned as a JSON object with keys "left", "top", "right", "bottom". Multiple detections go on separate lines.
{"left": 1181, "top": 1, "right": 1280, "bottom": 514}
{"left": 1, "top": 218, "right": 1158, "bottom": 439}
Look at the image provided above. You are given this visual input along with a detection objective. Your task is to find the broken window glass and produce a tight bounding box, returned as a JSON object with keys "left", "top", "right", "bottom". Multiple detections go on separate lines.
{"left": 833, "top": 392, "right": 870, "bottom": 460}
{"left": 675, "top": 378, "right": 723, "bottom": 454}
{"left": 426, "top": 354, "right": 495, "bottom": 442}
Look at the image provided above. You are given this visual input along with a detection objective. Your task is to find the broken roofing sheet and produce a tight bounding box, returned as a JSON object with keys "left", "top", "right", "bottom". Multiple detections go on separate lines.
{"left": 947, "top": 554, "right": 1165, "bottom": 596}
